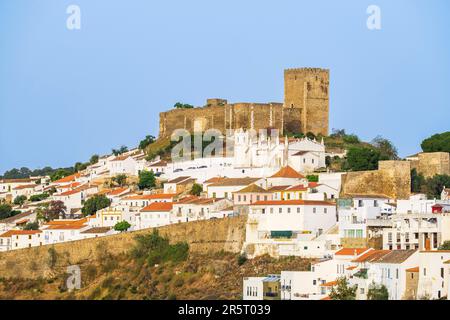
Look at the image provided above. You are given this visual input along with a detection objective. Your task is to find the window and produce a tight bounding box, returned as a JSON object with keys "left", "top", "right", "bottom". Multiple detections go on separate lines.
{"left": 238, "top": 195, "right": 241, "bottom": 202}
{"left": 423, "top": 268, "right": 427, "bottom": 276}
{"left": 313, "top": 208, "right": 316, "bottom": 213}
{"left": 297, "top": 207, "right": 300, "bottom": 213}
{"left": 360, "top": 288, "right": 365, "bottom": 294}
{"left": 358, "top": 200, "right": 363, "bottom": 207}
{"left": 374, "top": 200, "right": 378, "bottom": 207}
{"left": 324, "top": 208, "right": 327, "bottom": 214}
{"left": 256, "top": 195, "right": 260, "bottom": 201}
{"left": 270, "top": 208, "right": 274, "bottom": 214}
{"left": 287, "top": 208, "right": 291, "bottom": 213}
{"left": 262, "top": 209, "right": 265, "bottom": 214}
{"left": 224, "top": 192, "right": 228, "bottom": 198}
{"left": 279, "top": 208, "right": 282, "bottom": 213}
{"left": 441, "top": 268, "right": 444, "bottom": 278}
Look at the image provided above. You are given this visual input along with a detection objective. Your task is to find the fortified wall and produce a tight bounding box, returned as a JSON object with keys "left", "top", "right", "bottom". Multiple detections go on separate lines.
{"left": 0, "top": 216, "right": 246, "bottom": 279}
{"left": 159, "top": 68, "right": 329, "bottom": 138}
{"left": 409, "top": 152, "right": 450, "bottom": 178}
{"left": 341, "top": 160, "right": 411, "bottom": 200}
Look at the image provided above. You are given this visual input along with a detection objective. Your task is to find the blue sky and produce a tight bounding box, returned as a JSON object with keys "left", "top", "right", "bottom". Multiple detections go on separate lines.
{"left": 0, "top": 0, "right": 449, "bottom": 174}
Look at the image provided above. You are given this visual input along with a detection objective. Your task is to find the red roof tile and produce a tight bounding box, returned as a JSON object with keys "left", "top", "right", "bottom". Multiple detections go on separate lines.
{"left": 141, "top": 202, "right": 173, "bottom": 212}
{"left": 270, "top": 166, "right": 305, "bottom": 179}
{"left": 335, "top": 248, "right": 370, "bottom": 256}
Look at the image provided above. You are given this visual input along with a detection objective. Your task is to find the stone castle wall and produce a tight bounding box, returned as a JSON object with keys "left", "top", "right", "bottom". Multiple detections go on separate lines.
{"left": 341, "top": 160, "right": 411, "bottom": 199}
{"left": 159, "top": 68, "right": 329, "bottom": 138}
{"left": 417, "top": 152, "right": 450, "bottom": 178}
{"left": 0, "top": 216, "right": 246, "bottom": 279}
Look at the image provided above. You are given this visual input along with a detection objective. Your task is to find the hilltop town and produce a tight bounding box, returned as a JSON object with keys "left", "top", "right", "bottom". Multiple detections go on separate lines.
{"left": 1, "top": 68, "right": 450, "bottom": 300}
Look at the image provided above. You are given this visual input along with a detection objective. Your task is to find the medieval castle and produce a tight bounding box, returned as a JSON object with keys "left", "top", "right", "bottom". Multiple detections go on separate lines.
{"left": 158, "top": 68, "right": 329, "bottom": 138}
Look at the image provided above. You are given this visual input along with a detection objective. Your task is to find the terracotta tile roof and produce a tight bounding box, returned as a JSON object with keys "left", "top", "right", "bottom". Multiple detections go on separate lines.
{"left": 56, "top": 189, "right": 82, "bottom": 196}
{"left": 204, "top": 177, "right": 227, "bottom": 184}
{"left": 251, "top": 200, "right": 335, "bottom": 206}
{"left": 352, "top": 250, "right": 390, "bottom": 263}
{"left": 53, "top": 173, "right": 80, "bottom": 184}
{"left": 371, "top": 250, "right": 417, "bottom": 264}
{"left": 292, "top": 151, "right": 310, "bottom": 156}
{"left": 80, "top": 227, "right": 112, "bottom": 234}
{"left": 45, "top": 218, "right": 88, "bottom": 227}
{"left": 444, "top": 260, "right": 450, "bottom": 264}
{"left": 308, "top": 182, "right": 320, "bottom": 188}
{"left": 0, "top": 211, "right": 33, "bottom": 224}
{"left": 15, "top": 219, "right": 30, "bottom": 225}
{"left": 141, "top": 202, "right": 173, "bottom": 212}
{"left": 208, "top": 177, "right": 261, "bottom": 187}
{"left": 58, "top": 182, "right": 81, "bottom": 189}
{"left": 270, "top": 166, "right": 305, "bottom": 179}
{"left": 346, "top": 266, "right": 357, "bottom": 270}
{"left": 406, "top": 266, "right": 419, "bottom": 272}
{"left": 45, "top": 224, "right": 86, "bottom": 230}
{"left": 13, "top": 184, "right": 37, "bottom": 190}
{"left": 321, "top": 280, "right": 337, "bottom": 287}
{"left": 286, "top": 184, "right": 308, "bottom": 192}
{"left": 107, "top": 187, "right": 129, "bottom": 196}
{"left": 267, "top": 185, "right": 290, "bottom": 192}
{"left": 0, "top": 230, "right": 42, "bottom": 237}
{"left": 149, "top": 160, "right": 167, "bottom": 167}
{"left": 321, "top": 296, "right": 332, "bottom": 300}
{"left": 123, "top": 193, "right": 177, "bottom": 200}
{"left": 167, "top": 176, "right": 192, "bottom": 184}
{"left": 111, "top": 155, "right": 130, "bottom": 162}
{"left": 235, "top": 184, "right": 269, "bottom": 193}
{"left": 335, "top": 248, "right": 370, "bottom": 256}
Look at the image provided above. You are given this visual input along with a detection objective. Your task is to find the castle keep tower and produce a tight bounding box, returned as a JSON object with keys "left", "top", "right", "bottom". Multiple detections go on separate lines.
{"left": 283, "top": 68, "right": 329, "bottom": 136}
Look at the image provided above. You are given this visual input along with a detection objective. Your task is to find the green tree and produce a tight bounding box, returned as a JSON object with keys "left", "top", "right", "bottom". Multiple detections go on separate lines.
{"left": 190, "top": 183, "right": 203, "bottom": 196}
{"left": 306, "top": 132, "right": 316, "bottom": 140}
{"left": 411, "top": 168, "right": 426, "bottom": 193}
{"left": 112, "top": 145, "right": 128, "bottom": 156}
{"left": 345, "top": 146, "right": 381, "bottom": 171}
{"left": 438, "top": 241, "right": 450, "bottom": 250}
{"left": 114, "top": 221, "right": 131, "bottom": 232}
{"left": 367, "top": 282, "right": 389, "bottom": 300}
{"left": 90, "top": 154, "right": 99, "bottom": 165}
{"left": 421, "top": 132, "right": 450, "bottom": 153}
{"left": 29, "top": 193, "right": 50, "bottom": 202}
{"left": 329, "top": 277, "right": 357, "bottom": 300}
{"left": 50, "top": 168, "right": 75, "bottom": 182}
{"left": 82, "top": 195, "right": 111, "bottom": 216}
{"left": 13, "top": 195, "right": 27, "bottom": 206}
{"left": 306, "top": 175, "right": 319, "bottom": 182}
{"left": 174, "top": 102, "right": 194, "bottom": 109}
{"left": 74, "top": 162, "right": 88, "bottom": 172}
{"left": 38, "top": 201, "right": 67, "bottom": 221}
{"left": 343, "top": 134, "right": 360, "bottom": 144}
{"left": 424, "top": 174, "right": 450, "bottom": 199}
{"left": 112, "top": 174, "right": 128, "bottom": 187}
{"left": 23, "top": 221, "right": 40, "bottom": 230}
{"left": 138, "top": 170, "right": 156, "bottom": 190}
{"left": 371, "top": 135, "right": 399, "bottom": 160}
{"left": 0, "top": 204, "right": 20, "bottom": 220}
{"left": 139, "top": 135, "right": 156, "bottom": 150}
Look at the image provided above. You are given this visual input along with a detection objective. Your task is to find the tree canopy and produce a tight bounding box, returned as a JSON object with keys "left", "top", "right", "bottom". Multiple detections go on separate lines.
{"left": 138, "top": 170, "right": 156, "bottom": 190}
{"left": 344, "top": 146, "right": 381, "bottom": 171}
{"left": 0, "top": 204, "right": 21, "bottom": 220}
{"left": 190, "top": 183, "right": 203, "bottom": 196}
{"left": 139, "top": 135, "right": 156, "bottom": 150}
{"left": 421, "top": 132, "right": 450, "bottom": 153}
{"left": 174, "top": 102, "right": 194, "bottom": 109}
{"left": 112, "top": 145, "right": 128, "bottom": 156}
{"left": 82, "top": 195, "right": 111, "bottom": 216}
{"left": 329, "top": 277, "right": 357, "bottom": 300}
{"left": 371, "top": 135, "right": 399, "bottom": 160}
{"left": 114, "top": 221, "right": 131, "bottom": 232}
{"left": 13, "top": 195, "right": 27, "bottom": 206}
{"left": 37, "top": 201, "right": 67, "bottom": 221}
{"left": 112, "top": 174, "right": 128, "bottom": 187}
{"left": 367, "top": 283, "right": 389, "bottom": 300}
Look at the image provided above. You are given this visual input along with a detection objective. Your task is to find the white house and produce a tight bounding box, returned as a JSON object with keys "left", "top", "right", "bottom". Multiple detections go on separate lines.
{"left": 206, "top": 177, "right": 263, "bottom": 200}
{"left": 139, "top": 202, "right": 173, "bottom": 229}
{"left": 243, "top": 277, "right": 265, "bottom": 300}
{"left": 417, "top": 250, "right": 450, "bottom": 300}
{"left": 244, "top": 199, "right": 337, "bottom": 258}
{"left": 0, "top": 230, "right": 43, "bottom": 251}
{"left": 171, "top": 197, "right": 233, "bottom": 223}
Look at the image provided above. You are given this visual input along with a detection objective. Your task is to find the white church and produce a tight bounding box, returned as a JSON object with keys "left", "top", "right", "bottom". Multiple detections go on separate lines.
{"left": 164, "top": 129, "right": 326, "bottom": 183}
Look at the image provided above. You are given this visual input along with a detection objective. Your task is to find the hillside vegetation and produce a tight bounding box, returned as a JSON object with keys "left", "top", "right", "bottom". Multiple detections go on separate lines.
{"left": 0, "top": 230, "right": 312, "bottom": 300}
